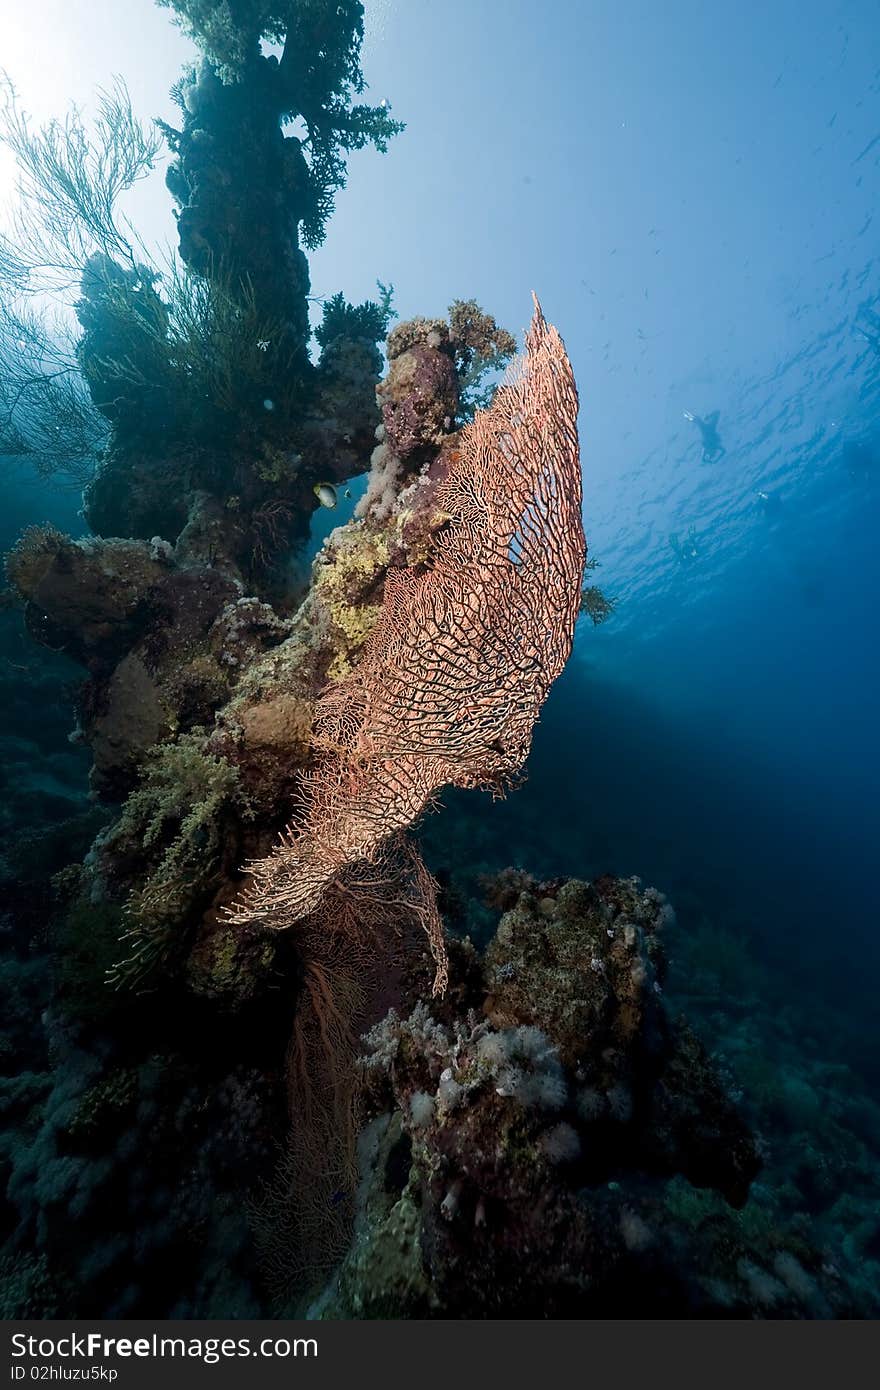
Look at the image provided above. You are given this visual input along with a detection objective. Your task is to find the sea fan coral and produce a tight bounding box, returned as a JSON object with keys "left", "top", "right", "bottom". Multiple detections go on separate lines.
{"left": 226, "top": 296, "right": 586, "bottom": 994}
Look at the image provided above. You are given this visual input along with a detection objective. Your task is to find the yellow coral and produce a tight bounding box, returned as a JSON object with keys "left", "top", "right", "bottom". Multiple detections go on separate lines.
{"left": 254, "top": 442, "right": 299, "bottom": 484}
{"left": 324, "top": 600, "right": 381, "bottom": 679}
{"left": 313, "top": 527, "right": 390, "bottom": 679}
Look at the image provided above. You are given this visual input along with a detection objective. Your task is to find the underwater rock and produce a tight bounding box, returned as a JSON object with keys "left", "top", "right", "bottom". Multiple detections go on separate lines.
{"left": 308, "top": 1113, "right": 439, "bottom": 1320}
{"left": 484, "top": 875, "right": 757, "bottom": 1204}
{"left": 185, "top": 908, "right": 278, "bottom": 1007}
{"left": 208, "top": 632, "right": 315, "bottom": 817}
{"left": 378, "top": 318, "right": 459, "bottom": 461}
{"left": 165, "top": 59, "right": 313, "bottom": 359}
{"left": 317, "top": 875, "right": 762, "bottom": 1317}
{"left": 84, "top": 446, "right": 191, "bottom": 543}
{"left": 300, "top": 332, "right": 385, "bottom": 485}
{"left": 3, "top": 524, "right": 301, "bottom": 797}
{"left": 86, "top": 651, "right": 172, "bottom": 794}
{"left": 6, "top": 530, "right": 173, "bottom": 666}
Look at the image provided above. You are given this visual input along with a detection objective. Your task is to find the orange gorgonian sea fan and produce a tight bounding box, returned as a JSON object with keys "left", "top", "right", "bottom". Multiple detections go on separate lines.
{"left": 225, "top": 294, "right": 586, "bottom": 994}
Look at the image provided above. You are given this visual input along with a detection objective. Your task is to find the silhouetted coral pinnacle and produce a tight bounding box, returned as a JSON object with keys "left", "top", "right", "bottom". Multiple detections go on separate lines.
{"left": 225, "top": 296, "right": 587, "bottom": 995}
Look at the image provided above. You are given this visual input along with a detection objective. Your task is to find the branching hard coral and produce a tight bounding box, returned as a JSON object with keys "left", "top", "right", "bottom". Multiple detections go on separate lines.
{"left": 226, "top": 297, "right": 586, "bottom": 996}
{"left": 159, "top": 1, "right": 403, "bottom": 258}
{"left": 580, "top": 584, "right": 616, "bottom": 625}
{"left": 314, "top": 285, "right": 396, "bottom": 351}
{"left": 447, "top": 299, "right": 517, "bottom": 422}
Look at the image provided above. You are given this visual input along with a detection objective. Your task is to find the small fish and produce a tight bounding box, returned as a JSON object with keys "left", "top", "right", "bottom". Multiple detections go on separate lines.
{"left": 343, "top": 487, "right": 352, "bottom": 500}
{"left": 313, "top": 482, "right": 338, "bottom": 508}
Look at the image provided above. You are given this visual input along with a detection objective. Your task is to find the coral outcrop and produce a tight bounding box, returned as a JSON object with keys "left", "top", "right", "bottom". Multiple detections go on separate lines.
{"left": 225, "top": 300, "right": 586, "bottom": 1001}
{"left": 313, "top": 875, "right": 856, "bottom": 1319}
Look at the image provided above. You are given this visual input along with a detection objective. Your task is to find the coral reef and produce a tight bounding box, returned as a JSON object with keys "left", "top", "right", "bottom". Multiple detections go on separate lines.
{"left": 225, "top": 299, "right": 586, "bottom": 1005}
{"left": 3, "top": 0, "right": 868, "bottom": 1328}
{"left": 0, "top": 7, "right": 418, "bottom": 1316}
{"left": 377, "top": 317, "right": 459, "bottom": 461}
{"left": 313, "top": 874, "right": 864, "bottom": 1319}
{"left": 1, "top": 289, "right": 575, "bottom": 1315}
{"left": 7, "top": 525, "right": 241, "bottom": 797}
{"left": 0, "top": 1007, "right": 282, "bottom": 1317}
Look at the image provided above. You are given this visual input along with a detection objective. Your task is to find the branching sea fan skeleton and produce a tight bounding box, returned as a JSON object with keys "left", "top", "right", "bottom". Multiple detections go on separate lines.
{"left": 225, "top": 295, "right": 586, "bottom": 994}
